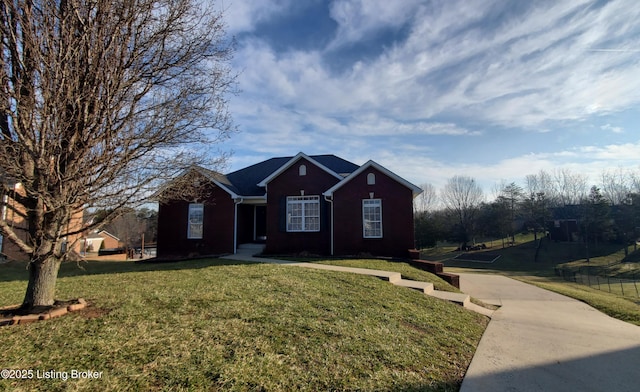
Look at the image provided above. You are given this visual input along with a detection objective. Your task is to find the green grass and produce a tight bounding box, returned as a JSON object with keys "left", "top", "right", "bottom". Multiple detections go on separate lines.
{"left": 518, "top": 276, "right": 640, "bottom": 326}
{"left": 420, "top": 236, "right": 640, "bottom": 326}
{"left": 0, "top": 259, "right": 487, "bottom": 391}
{"left": 574, "top": 275, "right": 640, "bottom": 298}
{"left": 555, "top": 247, "right": 640, "bottom": 279}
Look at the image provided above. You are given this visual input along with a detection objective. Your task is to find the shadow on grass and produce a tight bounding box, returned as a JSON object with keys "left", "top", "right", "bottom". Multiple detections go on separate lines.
{"left": 0, "top": 257, "right": 257, "bottom": 283}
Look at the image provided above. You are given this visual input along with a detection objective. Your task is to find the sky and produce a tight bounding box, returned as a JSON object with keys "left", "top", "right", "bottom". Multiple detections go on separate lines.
{"left": 215, "top": 0, "right": 640, "bottom": 195}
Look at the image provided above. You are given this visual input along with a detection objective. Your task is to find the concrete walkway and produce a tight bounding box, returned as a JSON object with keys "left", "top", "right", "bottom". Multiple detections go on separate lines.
{"left": 458, "top": 273, "right": 640, "bottom": 392}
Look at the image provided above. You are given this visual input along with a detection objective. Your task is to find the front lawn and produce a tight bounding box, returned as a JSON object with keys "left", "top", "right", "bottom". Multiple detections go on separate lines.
{"left": 0, "top": 258, "right": 487, "bottom": 391}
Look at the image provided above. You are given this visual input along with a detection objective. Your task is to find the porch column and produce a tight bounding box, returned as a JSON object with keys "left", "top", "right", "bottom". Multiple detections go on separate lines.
{"left": 233, "top": 198, "right": 243, "bottom": 254}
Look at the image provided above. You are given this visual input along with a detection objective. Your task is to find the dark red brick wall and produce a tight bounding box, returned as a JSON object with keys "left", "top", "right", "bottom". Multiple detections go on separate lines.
{"left": 333, "top": 167, "right": 415, "bottom": 258}
{"left": 157, "top": 185, "right": 235, "bottom": 258}
{"left": 265, "top": 158, "right": 340, "bottom": 255}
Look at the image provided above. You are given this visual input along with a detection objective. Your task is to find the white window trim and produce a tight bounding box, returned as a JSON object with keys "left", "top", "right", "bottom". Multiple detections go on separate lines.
{"left": 362, "top": 199, "right": 383, "bottom": 238}
{"left": 287, "top": 195, "right": 320, "bottom": 232}
{"left": 367, "top": 172, "right": 376, "bottom": 185}
{"left": 187, "top": 203, "right": 204, "bottom": 239}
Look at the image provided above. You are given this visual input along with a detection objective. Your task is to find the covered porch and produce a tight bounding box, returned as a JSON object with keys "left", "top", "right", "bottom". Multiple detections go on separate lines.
{"left": 235, "top": 199, "right": 267, "bottom": 252}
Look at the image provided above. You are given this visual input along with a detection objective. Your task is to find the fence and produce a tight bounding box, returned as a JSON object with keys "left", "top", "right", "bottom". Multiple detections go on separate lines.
{"left": 555, "top": 267, "right": 640, "bottom": 298}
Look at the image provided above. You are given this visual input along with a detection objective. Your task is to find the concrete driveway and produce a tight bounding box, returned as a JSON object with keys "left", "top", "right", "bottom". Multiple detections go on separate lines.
{"left": 458, "top": 273, "right": 640, "bottom": 392}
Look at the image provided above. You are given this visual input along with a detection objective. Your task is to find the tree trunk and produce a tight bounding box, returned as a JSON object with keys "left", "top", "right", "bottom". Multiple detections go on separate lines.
{"left": 22, "top": 256, "right": 62, "bottom": 309}
{"left": 534, "top": 236, "right": 544, "bottom": 263}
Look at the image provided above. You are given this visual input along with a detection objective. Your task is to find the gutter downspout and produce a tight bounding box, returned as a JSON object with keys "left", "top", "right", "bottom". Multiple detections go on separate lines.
{"left": 324, "top": 194, "right": 334, "bottom": 256}
{"left": 233, "top": 197, "right": 243, "bottom": 254}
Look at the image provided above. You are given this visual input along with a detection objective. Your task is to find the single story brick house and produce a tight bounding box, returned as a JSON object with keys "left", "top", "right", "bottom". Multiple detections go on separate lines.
{"left": 157, "top": 152, "right": 422, "bottom": 258}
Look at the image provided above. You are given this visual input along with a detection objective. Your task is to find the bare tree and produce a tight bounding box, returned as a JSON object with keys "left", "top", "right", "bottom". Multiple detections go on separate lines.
{"left": 0, "top": 0, "right": 235, "bottom": 309}
{"left": 105, "top": 209, "right": 144, "bottom": 247}
{"left": 600, "top": 168, "right": 631, "bottom": 205}
{"left": 440, "top": 175, "right": 484, "bottom": 248}
{"left": 497, "top": 182, "right": 523, "bottom": 242}
{"left": 525, "top": 170, "right": 557, "bottom": 207}
{"left": 415, "top": 183, "right": 437, "bottom": 212}
{"left": 552, "top": 168, "right": 587, "bottom": 206}
{"left": 630, "top": 169, "right": 640, "bottom": 194}
{"left": 489, "top": 179, "right": 506, "bottom": 201}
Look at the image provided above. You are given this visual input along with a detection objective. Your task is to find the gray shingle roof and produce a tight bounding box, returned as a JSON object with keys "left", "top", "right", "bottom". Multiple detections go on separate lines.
{"left": 222, "top": 154, "right": 359, "bottom": 197}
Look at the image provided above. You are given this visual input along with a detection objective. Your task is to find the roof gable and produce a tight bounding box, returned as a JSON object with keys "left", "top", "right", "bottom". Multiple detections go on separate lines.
{"left": 153, "top": 166, "right": 239, "bottom": 201}
{"left": 256, "top": 152, "right": 354, "bottom": 187}
{"left": 195, "top": 167, "right": 241, "bottom": 198}
{"left": 323, "top": 160, "right": 423, "bottom": 198}
{"left": 86, "top": 230, "right": 120, "bottom": 241}
{"left": 165, "top": 154, "right": 361, "bottom": 198}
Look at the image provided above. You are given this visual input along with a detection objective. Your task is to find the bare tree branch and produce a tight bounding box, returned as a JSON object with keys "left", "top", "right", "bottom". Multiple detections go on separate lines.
{"left": 415, "top": 182, "right": 437, "bottom": 212}
{"left": 0, "top": 0, "right": 236, "bottom": 308}
{"left": 440, "top": 175, "right": 484, "bottom": 247}
{"left": 600, "top": 167, "right": 631, "bottom": 206}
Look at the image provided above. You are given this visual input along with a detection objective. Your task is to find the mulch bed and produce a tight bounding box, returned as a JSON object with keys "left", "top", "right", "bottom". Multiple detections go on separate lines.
{"left": 0, "top": 298, "right": 89, "bottom": 326}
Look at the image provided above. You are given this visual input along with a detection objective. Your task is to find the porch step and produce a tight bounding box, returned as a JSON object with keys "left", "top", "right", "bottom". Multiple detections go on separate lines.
{"left": 237, "top": 243, "right": 266, "bottom": 250}
{"left": 236, "top": 243, "right": 266, "bottom": 256}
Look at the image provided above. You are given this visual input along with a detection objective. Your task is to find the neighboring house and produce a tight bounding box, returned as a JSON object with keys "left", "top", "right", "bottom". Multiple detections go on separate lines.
{"left": 157, "top": 152, "right": 422, "bottom": 259}
{"left": 1, "top": 181, "right": 84, "bottom": 261}
{"left": 79, "top": 230, "right": 122, "bottom": 253}
{"left": 97, "top": 230, "right": 122, "bottom": 249}
{"left": 547, "top": 205, "right": 582, "bottom": 242}
{"left": 548, "top": 218, "right": 579, "bottom": 242}
{"left": 0, "top": 182, "right": 29, "bottom": 260}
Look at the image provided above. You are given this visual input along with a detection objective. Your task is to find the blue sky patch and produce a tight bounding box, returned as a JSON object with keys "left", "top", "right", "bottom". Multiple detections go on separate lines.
{"left": 220, "top": 0, "right": 640, "bottom": 196}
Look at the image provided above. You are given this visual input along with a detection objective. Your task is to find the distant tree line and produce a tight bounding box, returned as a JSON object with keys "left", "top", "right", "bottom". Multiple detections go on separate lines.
{"left": 415, "top": 168, "right": 640, "bottom": 259}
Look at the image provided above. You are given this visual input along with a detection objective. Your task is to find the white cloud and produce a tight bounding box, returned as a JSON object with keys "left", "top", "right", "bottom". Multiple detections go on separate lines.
{"left": 223, "top": 0, "right": 640, "bottom": 193}
{"left": 601, "top": 124, "right": 623, "bottom": 134}
{"left": 235, "top": 0, "right": 640, "bottom": 135}
{"left": 327, "top": 0, "right": 423, "bottom": 48}
{"left": 397, "top": 0, "right": 640, "bottom": 128}
{"left": 575, "top": 141, "right": 640, "bottom": 161}
{"left": 368, "top": 141, "right": 640, "bottom": 195}
{"left": 223, "top": 0, "right": 293, "bottom": 34}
